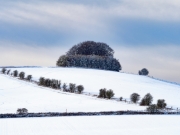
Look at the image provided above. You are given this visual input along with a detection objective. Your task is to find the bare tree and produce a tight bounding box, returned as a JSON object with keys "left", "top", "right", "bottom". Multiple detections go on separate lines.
{"left": 106, "top": 89, "right": 115, "bottom": 99}
{"left": 19, "top": 72, "right": 25, "bottom": 79}
{"left": 146, "top": 104, "right": 158, "bottom": 112}
{"left": 76, "top": 85, "right": 84, "bottom": 94}
{"left": 69, "top": 83, "right": 76, "bottom": 93}
{"left": 130, "top": 93, "right": 140, "bottom": 103}
{"left": 98, "top": 88, "right": 107, "bottom": 98}
{"left": 7, "top": 70, "right": 11, "bottom": 75}
{"left": 39, "top": 77, "right": 45, "bottom": 86}
{"left": 140, "top": 93, "right": 153, "bottom": 106}
{"left": 17, "top": 108, "right": 28, "bottom": 114}
{"left": 26, "top": 75, "right": 32, "bottom": 81}
{"left": 62, "top": 83, "right": 67, "bottom": 92}
{"left": 1, "top": 68, "right": 6, "bottom": 74}
{"left": 13, "top": 70, "right": 18, "bottom": 77}
{"left": 157, "top": 99, "right": 167, "bottom": 109}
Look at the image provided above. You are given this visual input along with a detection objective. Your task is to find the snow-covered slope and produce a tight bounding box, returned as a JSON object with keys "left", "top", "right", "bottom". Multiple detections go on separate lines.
{"left": 0, "top": 74, "right": 145, "bottom": 113}
{"left": 0, "top": 115, "right": 180, "bottom": 135}
{"left": 6, "top": 67, "right": 180, "bottom": 109}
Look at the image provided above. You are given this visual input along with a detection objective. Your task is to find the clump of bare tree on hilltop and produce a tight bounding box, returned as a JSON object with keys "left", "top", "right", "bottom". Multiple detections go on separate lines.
{"left": 56, "top": 41, "right": 121, "bottom": 72}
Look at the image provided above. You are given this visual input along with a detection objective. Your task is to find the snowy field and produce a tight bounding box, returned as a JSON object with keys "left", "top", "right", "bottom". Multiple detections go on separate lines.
{"left": 0, "top": 74, "right": 145, "bottom": 113}
{"left": 1, "top": 67, "right": 180, "bottom": 135}
{"left": 5, "top": 67, "right": 180, "bottom": 108}
{"left": 0, "top": 115, "right": 180, "bottom": 135}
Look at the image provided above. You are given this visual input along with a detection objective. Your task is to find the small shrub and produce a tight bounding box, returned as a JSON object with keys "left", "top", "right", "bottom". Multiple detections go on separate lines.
{"left": 140, "top": 93, "right": 153, "bottom": 106}
{"left": 146, "top": 104, "right": 158, "bottom": 112}
{"left": 62, "top": 83, "right": 67, "bottom": 91}
{"left": 58, "top": 80, "right": 61, "bottom": 89}
{"left": 1, "top": 68, "right": 6, "bottom": 74}
{"left": 130, "top": 93, "right": 140, "bottom": 103}
{"left": 140, "top": 98, "right": 146, "bottom": 106}
{"left": 13, "top": 70, "right": 18, "bottom": 77}
{"left": 39, "top": 77, "right": 45, "bottom": 86}
{"left": 7, "top": 70, "right": 11, "bottom": 75}
{"left": 157, "top": 99, "right": 167, "bottom": 109}
{"left": 17, "top": 108, "right": 28, "bottom": 114}
{"left": 44, "top": 78, "right": 51, "bottom": 87}
{"left": 50, "top": 80, "right": 61, "bottom": 89}
{"left": 19, "top": 72, "right": 25, "bottom": 79}
{"left": 106, "top": 89, "right": 115, "bottom": 99}
{"left": 139, "top": 68, "right": 149, "bottom": 76}
{"left": 98, "top": 88, "right": 107, "bottom": 98}
{"left": 50, "top": 79, "right": 58, "bottom": 89}
{"left": 26, "top": 75, "right": 32, "bottom": 81}
{"left": 69, "top": 83, "right": 76, "bottom": 93}
{"left": 98, "top": 88, "right": 115, "bottom": 99}
{"left": 120, "top": 97, "right": 123, "bottom": 101}
{"left": 76, "top": 85, "right": 84, "bottom": 94}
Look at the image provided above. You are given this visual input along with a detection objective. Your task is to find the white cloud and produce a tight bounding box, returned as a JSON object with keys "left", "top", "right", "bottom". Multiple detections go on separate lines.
{"left": 112, "top": 0, "right": 180, "bottom": 22}
{"left": 0, "top": 0, "right": 180, "bottom": 32}
{"left": 0, "top": 2, "right": 106, "bottom": 33}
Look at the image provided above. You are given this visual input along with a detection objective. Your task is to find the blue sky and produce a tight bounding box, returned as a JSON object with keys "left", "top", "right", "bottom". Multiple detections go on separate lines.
{"left": 0, "top": 0, "right": 180, "bottom": 83}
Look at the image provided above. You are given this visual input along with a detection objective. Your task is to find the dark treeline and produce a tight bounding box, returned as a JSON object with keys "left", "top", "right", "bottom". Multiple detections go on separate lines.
{"left": 67, "top": 41, "right": 114, "bottom": 57}
{"left": 39, "top": 77, "right": 61, "bottom": 89}
{"left": 1, "top": 68, "right": 32, "bottom": 81}
{"left": 57, "top": 55, "right": 121, "bottom": 72}
{"left": 1, "top": 111, "right": 179, "bottom": 119}
{"left": 1, "top": 68, "right": 85, "bottom": 94}
{"left": 57, "top": 41, "right": 121, "bottom": 72}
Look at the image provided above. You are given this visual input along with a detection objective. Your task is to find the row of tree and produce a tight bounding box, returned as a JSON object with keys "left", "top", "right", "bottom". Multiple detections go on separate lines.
{"left": 98, "top": 90, "right": 167, "bottom": 112}
{"left": 130, "top": 93, "right": 153, "bottom": 105}
{"left": 130, "top": 93, "right": 167, "bottom": 112}
{"left": 39, "top": 77, "right": 84, "bottom": 94}
{"left": 1, "top": 68, "right": 85, "bottom": 94}
{"left": 147, "top": 100, "right": 167, "bottom": 112}
{"left": 39, "top": 77, "right": 61, "bottom": 89}
{"left": 1, "top": 68, "right": 166, "bottom": 113}
{"left": 1, "top": 68, "right": 32, "bottom": 81}
{"left": 57, "top": 55, "right": 121, "bottom": 72}
{"left": 98, "top": 88, "right": 115, "bottom": 99}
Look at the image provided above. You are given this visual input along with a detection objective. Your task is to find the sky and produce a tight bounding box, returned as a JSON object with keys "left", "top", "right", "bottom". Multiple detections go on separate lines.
{"left": 0, "top": 0, "right": 180, "bottom": 83}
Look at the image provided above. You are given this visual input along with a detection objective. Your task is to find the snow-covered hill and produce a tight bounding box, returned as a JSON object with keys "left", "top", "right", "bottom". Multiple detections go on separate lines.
{"left": 5, "top": 67, "right": 180, "bottom": 109}
{"left": 0, "top": 74, "right": 145, "bottom": 113}
{"left": 1, "top": 67, "right": 180, "bottom": 135}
